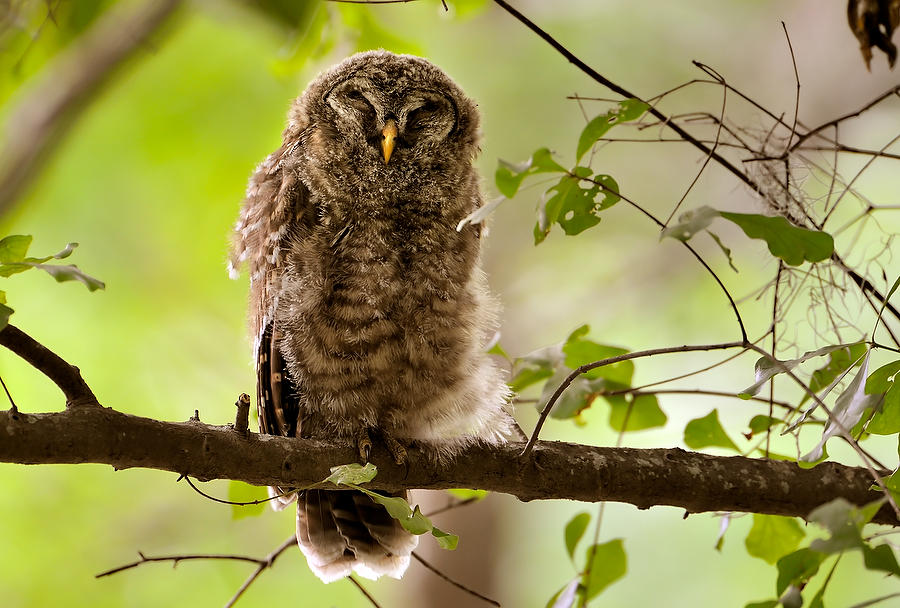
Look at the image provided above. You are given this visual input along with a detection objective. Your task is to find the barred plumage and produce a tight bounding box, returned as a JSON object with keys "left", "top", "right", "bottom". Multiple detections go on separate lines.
{"left": 230, "top": 51, "right": 514, "bottom": 582}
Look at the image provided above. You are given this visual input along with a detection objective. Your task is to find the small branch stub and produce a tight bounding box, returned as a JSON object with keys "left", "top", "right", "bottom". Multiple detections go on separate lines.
{"left": 234, "top": 393, "right": 251, "bottom": 435}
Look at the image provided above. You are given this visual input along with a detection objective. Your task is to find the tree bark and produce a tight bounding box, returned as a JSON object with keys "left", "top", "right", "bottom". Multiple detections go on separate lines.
{"left": 1, "top": 405, "right": 895, "bottom": 525}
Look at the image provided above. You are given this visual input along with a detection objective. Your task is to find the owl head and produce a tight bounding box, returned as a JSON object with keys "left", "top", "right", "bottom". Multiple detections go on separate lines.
{"left": 286, "top": 51, "right": 481, "bottom": 193}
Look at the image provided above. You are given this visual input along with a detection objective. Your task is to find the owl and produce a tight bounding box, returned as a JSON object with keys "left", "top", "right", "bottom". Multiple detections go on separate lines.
{"left": 229, "top": 50, "right": 514, "bottom": 583}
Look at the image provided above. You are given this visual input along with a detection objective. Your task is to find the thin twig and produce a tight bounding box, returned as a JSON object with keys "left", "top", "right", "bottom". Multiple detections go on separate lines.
{"left": 522, "top": 341, "right": 746, "bottom": 457}
{"left": 348, "top": 576, "right": 384, "bottom": 608}
{"left": 225, "top": 536, "right": 297, "bottom": 608}
{"left": 781, "top": 22, "right": 801, "bottom": 155}
{"left": 96, "top": 550, "right": 266, "bottom": 578}
{"left": 412, "top": 552, "right": 501, "bottom": 607}
{"left": 180, "top": 475, "right": 291, "bottom": 507}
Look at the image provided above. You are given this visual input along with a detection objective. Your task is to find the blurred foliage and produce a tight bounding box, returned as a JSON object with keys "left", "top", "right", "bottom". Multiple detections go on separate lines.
{"left": 1, "top": 0, "right": 900, "bottom": 607}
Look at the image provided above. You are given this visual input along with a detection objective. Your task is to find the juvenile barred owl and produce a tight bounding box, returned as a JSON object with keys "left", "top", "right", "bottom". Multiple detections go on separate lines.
{"left": 229, "top": 50, "right": 514, "bottom": 583}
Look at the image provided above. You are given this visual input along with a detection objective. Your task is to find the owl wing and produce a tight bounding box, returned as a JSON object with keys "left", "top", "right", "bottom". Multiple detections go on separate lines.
{"left": 230, "top": 129, "right": 315, "bottom": 444}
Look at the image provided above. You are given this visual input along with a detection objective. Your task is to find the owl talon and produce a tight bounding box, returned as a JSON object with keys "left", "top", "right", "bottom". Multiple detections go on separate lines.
{"left": 357, "top": 428, "right": 373, "bottom": 463}
{"left": 383, "top": 434, "right": 408, "bottom": 467}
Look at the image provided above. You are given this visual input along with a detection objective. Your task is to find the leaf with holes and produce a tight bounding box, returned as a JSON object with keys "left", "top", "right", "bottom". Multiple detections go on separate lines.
{"left": 576, "top": 98, "right": 649, "bottom": 161}
{"left": 535, "top": 169, "right": 619, "bottom": 244}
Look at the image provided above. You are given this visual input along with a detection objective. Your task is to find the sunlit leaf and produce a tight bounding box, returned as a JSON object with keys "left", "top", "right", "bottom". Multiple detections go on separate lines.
{"left": 564, "top": 512, "right": 591, "bottom": 562}
{"left": 0, "top": 235, "right": 32, "bottom": 263}
{"left": 576, "top": 98, "right": 649, "bottom": 161}
{"left": 865, "top": 360, "right": 900, "bottom": 394}
{"left": 719, "top": 212, "right": 834, "bottom": 266}
{"left": 581, "top": 539, "right": 627, "bottom": 600}
{"left": 684, "top": 409, "right": 739, "bottom": 451}
{"left": 445, "top": 488, "right": 488, "bottom": 501}
{"left": 228, "top": 481, "right": 267, "bottom": 520}
{"left": 430, "top": 525, "right": 459, "bottom": 550}
{"left": 326, "top": 462, "right": 378, "bottom": 485}
{"left": 745, "top": 514, "right": 805, "bottom": 564}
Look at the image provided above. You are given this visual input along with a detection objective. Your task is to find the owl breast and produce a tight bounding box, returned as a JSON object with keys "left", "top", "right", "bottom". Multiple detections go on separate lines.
{"left": 276, "top": 188, "right": 488, "bottom": 442}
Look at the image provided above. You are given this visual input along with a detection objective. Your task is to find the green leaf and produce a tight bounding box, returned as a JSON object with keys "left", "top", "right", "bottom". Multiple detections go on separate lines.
{"left": 745, "top": 601, "right": 779, "bottom": 608}
{"left": 865, "top": 360, "right": 900, "bottom": 394}
{"left": 509, "top": 344, "right": 564, "bottom": 393}
{"left": 660, "top": 206, "right": 721, "bottom": 241}
{"left": 495, "top": 147, "right": 565, "bottom": 198}
{"left": 0, "top": 302, "right": 12, "bottom": 329}
{"left": 581, "top": 539, "right": 627, "bottom": 601}
{"left": 445, "top": 488, "right": 488, "bottom": 501}
{"left": 807, "top": 497, "right": 883, "bottom": 554}
{"left": 576, "top": 98, "right": 649, "bottom": 161}
{"left": 606, "top": 394, "right": 667, "bottom": 432}
{"left": 867, "top": 384, "right": 900, "bottom": 435}
{"left": 326, "top": 462, "right": 378, "bottom": 485}
{"left": 719, "top": 212, "right": 834, "bottom": 266}
{"left": 747, "top": 415, "right": 781, "bottom": 437}
{"left": 539, "top": 368, "right": 598, "bottom": 420}
{"left": 564, "top": 512, "right": 591, "bottom": 562}
{"left": 862, "top": 543, "right": 900, "bottom": 576}
{"left": 0, "top": 235, "right": 32, "bottom": 263}
{"left": 227, "top": 481, "right": 267, "bottom": 520}
{"left": 745, "top": 514, "right": 806, "bottom": 564}
{"left": 535, "top": 169, "right": 619, "bottom": 244}
{"left": 430, "top": 525, "right": 459, "bottom": 550}
{"left": 776, "top": 548, "right": 825, "bottom": 596}
{"left": 486, "top": 341, "right": 509, "bottom": 359}
{"left": 684, "top": 409, "right": 739, "bottom": 451}
{"left": 562, "top": 336, "right": 633, "bottom": 384}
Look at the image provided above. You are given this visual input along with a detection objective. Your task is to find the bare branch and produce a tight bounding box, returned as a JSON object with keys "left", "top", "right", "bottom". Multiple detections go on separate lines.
{"left": 1, "top": 405, "right": 897, "bottom": 525}
{"left": 0, "top": 324, "right": 98, "bottom": 406}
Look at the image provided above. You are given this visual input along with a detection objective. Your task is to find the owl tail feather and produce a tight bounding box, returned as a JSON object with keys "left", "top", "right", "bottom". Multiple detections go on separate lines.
{"left": 296, "top": 489, "right": 419, "bottom": 583}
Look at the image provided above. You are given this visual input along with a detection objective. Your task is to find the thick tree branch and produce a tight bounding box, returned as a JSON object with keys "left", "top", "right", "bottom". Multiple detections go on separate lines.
{"left": 1, "top": 405, "right": 896, "bottom": 525}
{"left": 0, "top": 324, "right": 98, "bottom": 407}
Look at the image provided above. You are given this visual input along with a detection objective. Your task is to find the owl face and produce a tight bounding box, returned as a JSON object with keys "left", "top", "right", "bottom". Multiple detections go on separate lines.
{"left": 290, "top": 51, "right": 480, "bottom": 186}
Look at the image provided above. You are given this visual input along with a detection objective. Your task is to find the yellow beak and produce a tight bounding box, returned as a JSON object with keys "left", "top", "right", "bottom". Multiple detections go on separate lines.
{"left": 381, "top": 118, "right": 398, "bottom": 164}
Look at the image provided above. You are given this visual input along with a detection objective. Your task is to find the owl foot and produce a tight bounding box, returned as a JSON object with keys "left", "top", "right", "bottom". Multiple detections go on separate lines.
{"left": 382, "top": 433, "right": 408, "bottom": 467}
{"left": 356, "top": 427, "right": 373, "bottom": 463}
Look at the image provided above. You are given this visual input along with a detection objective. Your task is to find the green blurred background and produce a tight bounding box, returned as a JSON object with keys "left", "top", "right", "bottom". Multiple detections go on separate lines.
{"left": 1, "top": 0, "right": 898, "bottom": 606}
